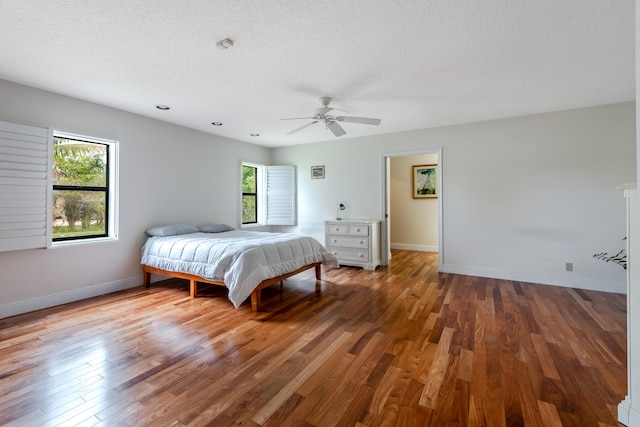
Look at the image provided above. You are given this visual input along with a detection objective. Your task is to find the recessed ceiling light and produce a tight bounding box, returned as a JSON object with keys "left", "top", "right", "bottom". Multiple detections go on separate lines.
{"left": 211, "top": 122, "right": 223, "bottom": 126}
{"left": 250, "top": 133, "right": 260, "bottom": 137}
{"left": 156, "top": 105, "right": 170, "bottom": 110}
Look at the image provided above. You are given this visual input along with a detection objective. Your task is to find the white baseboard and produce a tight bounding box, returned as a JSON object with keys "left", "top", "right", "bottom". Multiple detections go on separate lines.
{"left": 0, "top": 276, "right": 141, "bottom": 319}
{"left": 619, "top": 397, "right": 631, "bottom": 426}
{"left": 440, "top": 263, "right": 626, "bottom": 294}
{"left": 619, "top": 396, "right": 640, "bottom": 426}
{"left": 390, "top": 243, "right": 438, "bottom": 252}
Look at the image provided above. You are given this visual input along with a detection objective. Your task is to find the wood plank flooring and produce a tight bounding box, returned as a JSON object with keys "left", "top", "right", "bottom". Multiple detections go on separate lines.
{"left": 0, "top": 250, "right": 627, "bottom": 426}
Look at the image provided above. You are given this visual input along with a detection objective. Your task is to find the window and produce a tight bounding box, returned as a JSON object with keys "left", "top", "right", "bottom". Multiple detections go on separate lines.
{"left": 241, "top": 163, "right": 296, "bottom": 226}
{"left": 0, "top": 122, "right": 118, "bottom": 251}
{"left": 242, "top": 164, "right": 258, "bottom": 224}
{"left": 52, "top": 132, "right": 118, "bottom": 242}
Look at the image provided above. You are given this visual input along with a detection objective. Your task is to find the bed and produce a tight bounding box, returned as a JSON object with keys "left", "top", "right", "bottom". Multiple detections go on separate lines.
{"left": 140, "top": 224, "right": 340, "bottom": 311}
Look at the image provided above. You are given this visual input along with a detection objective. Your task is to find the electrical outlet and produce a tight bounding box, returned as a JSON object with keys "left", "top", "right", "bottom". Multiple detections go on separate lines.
{"left": 565, "top": 262, "right": 573, "bottom": 272}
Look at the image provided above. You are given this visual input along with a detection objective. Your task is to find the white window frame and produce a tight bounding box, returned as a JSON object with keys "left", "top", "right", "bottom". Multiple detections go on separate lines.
{"left": 51, "top": 131, "right": 119, "bottom": 247}
{"left": 241, "top": 162, "right": 265, "bottom": 227}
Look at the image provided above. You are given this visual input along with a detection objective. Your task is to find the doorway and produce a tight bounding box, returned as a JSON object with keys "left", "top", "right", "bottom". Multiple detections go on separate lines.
{"left": 380, "top": 148, "right": 443, "bottom": 270}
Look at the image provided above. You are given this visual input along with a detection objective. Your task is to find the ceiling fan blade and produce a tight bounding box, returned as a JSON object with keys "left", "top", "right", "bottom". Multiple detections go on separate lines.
{"left": 336, "top": 116, "right": 381, "bottom": 125}
{"left": 280, "top": 116, "right": 315, "bottom": 121}
{"left": 286, "top": 121, "right": 318, "bottom": 135}
{"left": 326, "top": 120, "right": 346, "bottom": 137}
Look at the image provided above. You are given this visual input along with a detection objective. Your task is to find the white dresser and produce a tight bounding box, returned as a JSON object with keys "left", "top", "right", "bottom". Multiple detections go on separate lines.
{"left": 324, "top": 220, "right": 381, "bottom": 270}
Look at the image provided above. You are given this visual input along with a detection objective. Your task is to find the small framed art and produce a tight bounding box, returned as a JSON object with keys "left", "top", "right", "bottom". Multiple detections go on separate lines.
{"left": 311, "top": 165, "right": 325, "bottom": 179}
{"left": 412, "top": 164, "right": 437, "bottom": 198}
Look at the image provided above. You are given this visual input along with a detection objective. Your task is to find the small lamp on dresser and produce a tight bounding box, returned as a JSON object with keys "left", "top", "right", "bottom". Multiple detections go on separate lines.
{"left": 336, "top": 203, "right": 346, "bottom": 220}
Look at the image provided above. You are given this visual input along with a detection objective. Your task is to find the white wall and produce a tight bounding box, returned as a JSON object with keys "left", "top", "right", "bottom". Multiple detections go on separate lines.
{"left": 0, "top": 80, "right": 270, "bottom": 317}
{"left": 0, "top": 78, "right": 635, "bottom": 318}
{"left": 390, "top": 153, "right": 439, "bottom": 252}
{"left": 272, "top": 102, "right": 636, "bottom": 293}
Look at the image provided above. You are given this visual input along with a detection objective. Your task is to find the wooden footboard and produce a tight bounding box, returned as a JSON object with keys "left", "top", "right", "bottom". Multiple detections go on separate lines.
{"left": 143, "top": 263, "right": 322, "bottom": 311}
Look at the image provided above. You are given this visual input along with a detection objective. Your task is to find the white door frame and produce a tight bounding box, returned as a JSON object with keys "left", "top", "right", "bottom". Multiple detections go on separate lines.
{"left": 380, "top": 148, "right": 443, "bottom": 271}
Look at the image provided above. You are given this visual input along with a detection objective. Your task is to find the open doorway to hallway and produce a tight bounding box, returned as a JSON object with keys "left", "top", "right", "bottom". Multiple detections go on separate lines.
{"left": 381, "top": 149, "right": 442, "bottom": 270}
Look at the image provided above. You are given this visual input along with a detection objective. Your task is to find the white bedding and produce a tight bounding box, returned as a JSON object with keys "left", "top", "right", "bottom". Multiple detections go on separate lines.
{"left": 141, "top": 230, "right": 339, "bottom": 308}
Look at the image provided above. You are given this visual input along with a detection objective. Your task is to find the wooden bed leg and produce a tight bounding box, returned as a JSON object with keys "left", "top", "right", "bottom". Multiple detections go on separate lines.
{"left": 251, "top": 289, "right": 261, "bottom": 311}
{"left": 315, "top": 264, "right": 322, "bottom": 290}
{"left": 143, "top": 268, "right": 151, "bottom": 289}
{"left": 190, "top": 279, "right": 197, "bottom": 298}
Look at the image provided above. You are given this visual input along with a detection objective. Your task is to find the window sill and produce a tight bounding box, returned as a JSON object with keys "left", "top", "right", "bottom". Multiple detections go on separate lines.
{"left": 241, "top": 223, "right": 269, "bottom": 230}
{"left": 51, "top": 236, "right": 119, "bottom": 248}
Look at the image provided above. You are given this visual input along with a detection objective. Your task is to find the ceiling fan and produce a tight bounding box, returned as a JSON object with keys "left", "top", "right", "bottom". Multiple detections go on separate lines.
{"left": 281, "top": 97, "right": 381, "bottom": 137}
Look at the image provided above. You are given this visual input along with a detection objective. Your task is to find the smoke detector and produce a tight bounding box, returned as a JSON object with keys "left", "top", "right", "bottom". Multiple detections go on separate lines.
{"left": 216, "top": 38, "right": 234, "bottom": 50}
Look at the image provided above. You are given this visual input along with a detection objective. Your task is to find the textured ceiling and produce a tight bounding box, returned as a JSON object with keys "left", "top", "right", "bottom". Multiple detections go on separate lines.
{"left": 0, "top": 0, "right": 634, "bottom": 147}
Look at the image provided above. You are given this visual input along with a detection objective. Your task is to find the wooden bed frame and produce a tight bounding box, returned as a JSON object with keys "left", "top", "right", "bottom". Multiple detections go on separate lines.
{"left": 142, "top": 263, "right": 322, "bottom": 311}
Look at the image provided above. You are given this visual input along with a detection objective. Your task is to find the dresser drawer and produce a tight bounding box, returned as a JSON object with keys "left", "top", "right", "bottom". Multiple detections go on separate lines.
{"left": 325, "top": 224, "right": 349, "bottom": 235}
{"left": 327, "top": 247, "right": 370, "bottom": 263}
{"left": 347, "top": 225, "right": 368, "bottom": 236}
{"left": 325, "top": 224, "right": 369, "bottom": 236}
{"left": 326, "top": 235, "right": 368, "bottom": 249}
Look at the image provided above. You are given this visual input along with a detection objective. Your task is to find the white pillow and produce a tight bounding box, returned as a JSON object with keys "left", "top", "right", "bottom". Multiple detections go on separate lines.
{"left": 145, "top": 224, "right": 199, "bottom": 237}
{"left": 198, "top": 223, "right": 235, "bottom": 233}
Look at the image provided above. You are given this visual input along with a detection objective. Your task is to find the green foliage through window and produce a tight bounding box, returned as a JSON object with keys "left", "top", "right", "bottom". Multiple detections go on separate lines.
{"left": 52, "top": 136, "right": 109, "bottom": 240}
{"left": 242, "top": 165, "right": 257, "bottom": 224}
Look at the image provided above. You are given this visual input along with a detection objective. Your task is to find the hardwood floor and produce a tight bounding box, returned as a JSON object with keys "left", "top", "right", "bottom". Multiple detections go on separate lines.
{"left": 0, "top": 250, "right": 627, "bottom": 426}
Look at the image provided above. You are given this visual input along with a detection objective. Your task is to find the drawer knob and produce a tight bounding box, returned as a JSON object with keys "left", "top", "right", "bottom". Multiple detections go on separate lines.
{"left": 333, "top": 239, "right": 338, "bottom": 243}
{"left": 356, "top": 228, "right": 361, "bottom": 232}
{"left": 360, "top": 241, "right": 364, "bottom": 244}
{"left": 359, "top": 254, "right": 364, "bottom": 258}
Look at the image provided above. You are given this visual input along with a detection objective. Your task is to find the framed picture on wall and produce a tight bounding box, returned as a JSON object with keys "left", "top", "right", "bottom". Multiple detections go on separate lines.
{"left": 413, "top": 164, "right": 437, "bottom": 198}
{"left": 311, "top": 165, "right": 325, "bottom": 179}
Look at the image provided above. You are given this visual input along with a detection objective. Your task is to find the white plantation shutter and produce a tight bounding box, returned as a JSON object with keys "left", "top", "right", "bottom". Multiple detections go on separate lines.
{"left": 0, "top": 120, "right": 51, "bottom": 252}
{"left": 266, "top": 165, "right": 296, "bottom": 225}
